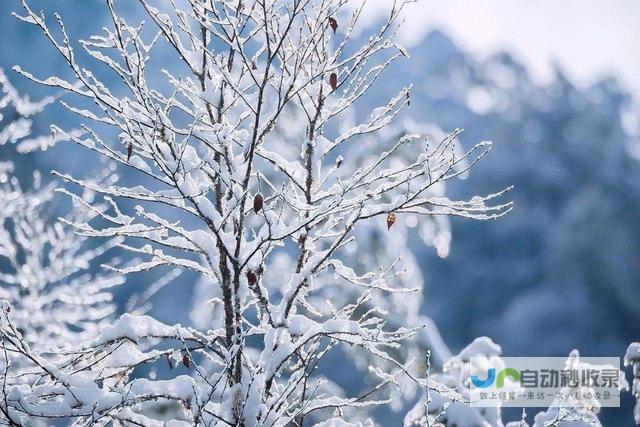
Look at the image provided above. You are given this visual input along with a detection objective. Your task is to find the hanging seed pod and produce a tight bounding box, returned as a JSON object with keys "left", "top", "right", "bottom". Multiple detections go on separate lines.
{"left": 246, "top": 270, "right": 257, "bottom": 287}
{"left": 329, "top": 72, "right": 338, "bottom": 91}
{"left": 127, "top": 143, "right": 133, "bottom": 162}
{"left": 182, "top": 352, "right": 191, "bottom": 368}
{"left": 253, "top": 193, "right": 264, "bottom": 213}
{"left": 328, "top": 17, "right": 338, "bottom": 33}
{"left": 386, "top": 212, "right": 396, "bottom": 230}
{"left": 167, "top": 354, "right": 175, "bottom": 370}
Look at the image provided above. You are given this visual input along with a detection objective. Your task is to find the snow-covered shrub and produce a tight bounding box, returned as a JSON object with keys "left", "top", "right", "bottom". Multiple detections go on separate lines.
{"left": 2, "top": 0, "right": 512, "bottom": 425}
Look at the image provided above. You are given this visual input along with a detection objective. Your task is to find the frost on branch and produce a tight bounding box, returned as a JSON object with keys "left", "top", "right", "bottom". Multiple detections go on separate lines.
{"left": 11, "top": 0, "right": 511, "bottom": 424}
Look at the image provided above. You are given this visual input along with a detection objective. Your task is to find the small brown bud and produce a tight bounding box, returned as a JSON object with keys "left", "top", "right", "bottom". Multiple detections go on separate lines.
{"left": 182, "top": 352, "right": 191, "bottom": 368}
{"left": 328, "top": 17, "right": 338, "bottom": 33}
{"left": 329, "top": 72, "right": 338, "bottom": 91}
{"left": 253, "top": 193, "right": 264, "bottom": 213}
{"left": 246, "top": 270, "right": 257, "bottom": 286}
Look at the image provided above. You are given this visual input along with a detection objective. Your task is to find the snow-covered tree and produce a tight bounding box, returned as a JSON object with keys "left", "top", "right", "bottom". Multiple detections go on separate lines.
{"left": 0, "top": 171, "right": 130, "bottom": 427}
{"left": 0, "top": 169, "right": 124, "bottom": 348}
{"left": 189, "top": 120, "right": 466, "bottom": 410}
{"left": 3, "top": 0, "right": 513, "bottom": 425}
{"left": 0, "top": 67, "right": 124, "bottom": 346}
{"left": 0, "top": 70, "right": 128, "bottom": 425}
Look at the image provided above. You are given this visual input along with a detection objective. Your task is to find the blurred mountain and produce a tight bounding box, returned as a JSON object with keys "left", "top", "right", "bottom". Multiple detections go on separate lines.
{"left": 379, "top": 30, "right": 640, "bottom": 425}
{"left": 381, "top": 30, "right": 640, "bottom": 360}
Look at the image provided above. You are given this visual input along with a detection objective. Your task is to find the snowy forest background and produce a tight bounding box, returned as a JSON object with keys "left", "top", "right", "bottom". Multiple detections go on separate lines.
{"left": 0, "top": 1, "right": 639, "bottom": 426}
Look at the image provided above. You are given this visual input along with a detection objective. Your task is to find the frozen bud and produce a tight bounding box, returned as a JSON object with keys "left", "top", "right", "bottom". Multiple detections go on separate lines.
{"left": 328, "top": 17, "right": 338, "bottom": 33}
{"left": 182, "top": 352, "right": 191, "bottom": 368}
{"left": 253, "top": 193, "right": 264, "bottom": 213}
{"left": 329, "top": 73, "right": 338, "bottom": 91}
